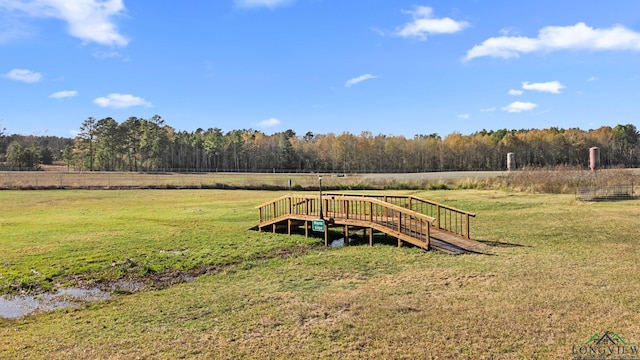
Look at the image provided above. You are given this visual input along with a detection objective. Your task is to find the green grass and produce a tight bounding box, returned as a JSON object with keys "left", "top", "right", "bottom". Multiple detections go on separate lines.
{"left": 2, "top": 189, "right": 640, "bottom": 359}
{"left": 0, "top": 190, "right": 318, "bottom": 293}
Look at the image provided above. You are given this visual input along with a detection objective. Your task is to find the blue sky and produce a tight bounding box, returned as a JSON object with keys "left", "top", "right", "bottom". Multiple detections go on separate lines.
{"left": 1, "top": 0, "right": 640, "bottom": 138}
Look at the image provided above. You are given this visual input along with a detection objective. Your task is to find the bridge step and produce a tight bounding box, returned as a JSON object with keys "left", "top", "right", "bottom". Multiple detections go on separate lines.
{"left": 429, "top": 229, "right": 488, "bottom": 254}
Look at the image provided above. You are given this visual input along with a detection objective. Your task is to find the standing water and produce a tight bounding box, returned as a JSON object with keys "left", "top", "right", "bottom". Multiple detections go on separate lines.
{"left": 0, "top": 288, "right": 110, "bottom": 319}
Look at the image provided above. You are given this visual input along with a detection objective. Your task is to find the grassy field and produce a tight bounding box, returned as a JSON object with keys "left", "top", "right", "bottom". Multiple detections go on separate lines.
{"left": 1, "top": 188, "right": 640, "bottom": 358}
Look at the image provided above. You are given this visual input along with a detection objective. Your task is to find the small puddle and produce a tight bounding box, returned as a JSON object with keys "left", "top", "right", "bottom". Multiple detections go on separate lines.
{"left": 330, "top": 237, "right": 353, "bottom": 248}
{"left": 0, "top": 288, "right": 111, "bottom": 319}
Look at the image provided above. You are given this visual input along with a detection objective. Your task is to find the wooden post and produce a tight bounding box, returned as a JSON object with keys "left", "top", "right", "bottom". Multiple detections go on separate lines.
{"left": 384, "top": 195, "right": 388, "bottom": 217}
{"left": 324, "top": 225, "right": 328, "bottom": 247}
{"left": 288, "top": 219, "right": 291, "bottom": 235}
{"left": 465, "top": 213, "right": 470, "bottom": 239}
{"left": 344, "top": 225, "right": 349, "bottom": 246}
{"left": 369, "top": 228, "right": 373, "bottom": 246}
{"left": 436, "top": 204, "right": 441, "bottom": 230}
{"left": 426, "top": 223, "right": 430, "bottom": 251}
{"left": 324, "top": 198, "right": 328, "bottom": 219}
{"left": 305, "top": 220, "right": 309, "bottom": 237}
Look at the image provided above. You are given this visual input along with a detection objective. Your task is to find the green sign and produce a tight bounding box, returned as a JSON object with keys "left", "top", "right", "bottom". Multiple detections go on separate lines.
{"left": 312, "top": 219, "right": 325, "bottom": 232}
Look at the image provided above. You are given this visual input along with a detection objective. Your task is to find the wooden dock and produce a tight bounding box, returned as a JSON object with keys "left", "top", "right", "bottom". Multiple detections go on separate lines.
{"left": 255, "top": 193, "right": 488, "bottom": 255}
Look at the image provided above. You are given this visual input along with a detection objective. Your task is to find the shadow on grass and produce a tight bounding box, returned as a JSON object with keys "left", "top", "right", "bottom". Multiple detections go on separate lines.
{"left": 257, "top": 225, "right": 504, "bottom": 256}
{"left": 477, "top": 239, "right": 530, "bottom": 248}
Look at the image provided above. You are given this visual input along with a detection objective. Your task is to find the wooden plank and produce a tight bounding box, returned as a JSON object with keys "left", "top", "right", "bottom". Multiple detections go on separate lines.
{"left": 430, "top": 229, "right": 488, "bottom": 251}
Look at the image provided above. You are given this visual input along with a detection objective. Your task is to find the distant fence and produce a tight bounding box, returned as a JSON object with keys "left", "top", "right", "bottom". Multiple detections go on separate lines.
{"left": 576, "top": 184, "right": 636, "bottom": 201}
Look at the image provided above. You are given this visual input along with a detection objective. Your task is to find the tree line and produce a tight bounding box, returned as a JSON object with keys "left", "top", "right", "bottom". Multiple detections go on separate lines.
{"left": 0, "top": 116, "right": 638, "bottom": 172}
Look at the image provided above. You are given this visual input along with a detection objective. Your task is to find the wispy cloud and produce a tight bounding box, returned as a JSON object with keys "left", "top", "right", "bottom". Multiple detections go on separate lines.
{"left": 502, "top": 101, "right": 538, "bottom": 113}
{"left": 522, "top": 81, "right": 565, "bottom": 94}
{"left": 345, "top": 74, "right": 378, "bottom": 87}
{"left": 0, "top": 13, "right": 31, "bottom": 43}
{"left": 50, "top": 90, "right": 78, "bottom": 99}
{"left": 480, "top": 107, "right": 496, "bottom": 112}
{"left": 257, "top": 118, "right": 281, "bottom": 127}
{"left": 395, "top": 6, "right": 469, "bottom": 40}
{"left": 93, "top": 93, "right": 151, "bottom": 108}
{"left": 465, "top": 22, "right": 640, "bottom": 61}
{"left": 235, "top": 0, "right": 293, "bottom": 9}
{"left": 92, "top": 50, "right": 128, "bottom": 61}
{"left": 508, "top": 89, "right": 524, "bottom": 96}
{"left": 4, "top": 68, "right": 42, "bottom": 83}
{"left": 457, "top": 114, "right": 470, "bottom": 120}
{"left": 499, "top": 27, "right": 520, "bottom": 36}
{"left": 587, "top": 76, "right": 599, "bottom": 82}
{"left": 0, "top": 0, "right": 128, "bottom": 47}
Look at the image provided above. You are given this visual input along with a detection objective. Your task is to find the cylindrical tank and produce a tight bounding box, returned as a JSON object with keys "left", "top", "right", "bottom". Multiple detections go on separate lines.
{"left": 507, "top": 152, "right": 515, "bottom": 171}
{"left": 589, "top": 147, "right": 600, "bottom": 171}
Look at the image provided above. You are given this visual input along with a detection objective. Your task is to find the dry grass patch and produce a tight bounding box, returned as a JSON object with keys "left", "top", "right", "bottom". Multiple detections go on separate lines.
{"left": 2, "top": 190, "right": 640, "bottom": 359}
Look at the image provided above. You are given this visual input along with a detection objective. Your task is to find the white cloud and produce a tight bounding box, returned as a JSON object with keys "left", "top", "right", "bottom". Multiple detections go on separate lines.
{"left": 465, "top": 22, "right": 640, "bottom": 61}
{"left": 92, "top": 50, "right": 128, "bottom": 60}
{"left": 0, "top": 0, "right": 128, "bottom": 47}
{"left": 480, "top": 107, "right": 496, "bottom": 112}
{"left": 395, "top": 6, "right": 469, "bottom": 40}
{"left": 235, "top": 0, "right": 293, "bottom": 9}
{"left": 345, "top": 74, "right": 378, "bottom": 87}
{"left": 502, "top": 101, "right": 538, "bottom": 113}
{"left": 257, "top": 118, "right": 281, "bottom": 127}
{"left": 587, "top": 76, "right": 599, "bottom": 82}
{"left": 508, "top": 89, "right": 524, "bottom": 96}
{"left": 50, "top": 90, "right": 77, "bottom": 99}
{"left": 4, "top": 68, "right": 41, "bottom": 83}
{"left": 93, "top": 93, "right": 151, "bottom": 108}
{"left": 522, "top": 81, "right": 565, "bottom": 94}
{"left": 499, "top": 27, "right": 520, "bottom": 36}
{"left": 457, "top": 114, "right": 470, "bottom": 120}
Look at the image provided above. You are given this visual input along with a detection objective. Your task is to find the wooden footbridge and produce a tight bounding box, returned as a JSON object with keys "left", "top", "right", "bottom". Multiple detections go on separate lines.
{"left": 255, "top": 193, "right": 488, "bottom": 255}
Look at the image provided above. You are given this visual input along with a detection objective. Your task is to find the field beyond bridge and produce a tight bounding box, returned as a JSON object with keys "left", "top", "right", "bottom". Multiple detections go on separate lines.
{"left": 0, "top": 169, "right": 503, "bottom": 190}
{"left": 1, "top": 181, "right": 640, "bottom": 358}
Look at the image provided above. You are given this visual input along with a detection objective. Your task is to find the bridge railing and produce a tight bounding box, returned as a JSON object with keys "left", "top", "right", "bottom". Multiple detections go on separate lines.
{"left": 257, "top": 195, "right": 321, "bottom": 223}
{"left": 325, "top": 193, "right": 476, "bottom": 239}
{"left": 325, "top": 196, "right": 434, "bottom": 246}
{"left": 256, "top": 195, "right": 435, "bottom": 248}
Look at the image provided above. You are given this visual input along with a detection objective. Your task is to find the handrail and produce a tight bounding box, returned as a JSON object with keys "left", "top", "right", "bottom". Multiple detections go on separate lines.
{"left": 325, "top": 193, "right": 475, "bottom": 239}
{"left": 256, "top": 195, "right": 435, "bottom": 223}
{"left": 255, "top": 194, "right": 294, "bottom": 209}
{"left": 257, "top": 194, "right": 435, "bottom": 249}
{"left": 256, "top": 195, "right": 321, "bottom": 223}
{"left": 327, "top": 195, "right": 435, "bottom": 223}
